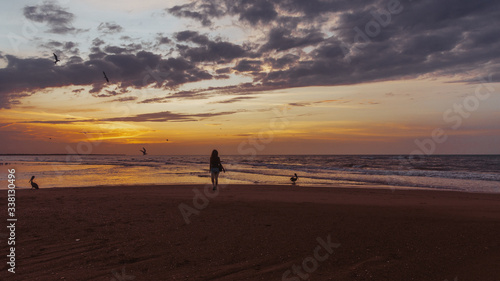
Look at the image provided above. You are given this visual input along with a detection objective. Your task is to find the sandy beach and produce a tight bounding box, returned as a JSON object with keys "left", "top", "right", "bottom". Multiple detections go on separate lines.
{"left": 2, "top": 184, "right": 500, "bottom": 281}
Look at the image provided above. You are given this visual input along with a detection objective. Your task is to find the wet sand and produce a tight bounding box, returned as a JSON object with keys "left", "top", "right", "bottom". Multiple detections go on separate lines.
{"left": 2, "top": 184, "right": 500, "bottom": 280}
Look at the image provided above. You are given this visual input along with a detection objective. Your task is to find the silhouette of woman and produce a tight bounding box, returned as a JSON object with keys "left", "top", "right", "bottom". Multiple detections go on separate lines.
{"left": 210, "top": 149, "right": 225, "bottom": 190}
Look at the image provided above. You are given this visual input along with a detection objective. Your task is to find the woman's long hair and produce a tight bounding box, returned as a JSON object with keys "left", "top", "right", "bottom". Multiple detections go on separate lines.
{"left": 210, "top": 149, "right": 218, "bottom": 161}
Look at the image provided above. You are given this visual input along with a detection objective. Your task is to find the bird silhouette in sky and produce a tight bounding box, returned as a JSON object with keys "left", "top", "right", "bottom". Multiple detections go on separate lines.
{"left": 103, "top": 71, "right": 109, "bottom": 83}
{"left": 140, "top": 147, "right": 147, "bottom": 155}
{"left": 53, "top": 53, "right": 60, "bottom": 64}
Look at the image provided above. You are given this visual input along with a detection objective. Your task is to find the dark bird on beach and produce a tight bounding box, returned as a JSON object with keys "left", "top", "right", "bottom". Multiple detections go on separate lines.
{"left": 103, "top": 71, "right": 109, "bottom": 83}
{"left": 53, "top": 53, "right": 60, "bottom": 64}
{"left": 29, "top": 176, "right": 39, "bottom": 189}
{"left": 290, "top": 173, "right": 298, "bottom": 184}
{"left": 140, "top": 147, "right": 147, "bottom": 155}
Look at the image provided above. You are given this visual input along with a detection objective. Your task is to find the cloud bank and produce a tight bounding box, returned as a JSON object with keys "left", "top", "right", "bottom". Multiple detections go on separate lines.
{"left": 1, "top": 0, "right": 500, "bottom": 109}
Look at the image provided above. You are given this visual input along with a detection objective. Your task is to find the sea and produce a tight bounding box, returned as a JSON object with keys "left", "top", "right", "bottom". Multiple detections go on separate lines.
{"left": 1, "top": 154, "right": 499, "bottom": 193}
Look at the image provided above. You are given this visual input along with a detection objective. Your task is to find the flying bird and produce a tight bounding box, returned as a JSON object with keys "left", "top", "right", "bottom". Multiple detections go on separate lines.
{"left": 103, "top": 71, "right": 109, "bottom": 83}
{"left": 53, "top": 53, "right": 60, "bottom": 64}
{"left": 140, "top": 147, "right": 147, "bottom": 155}
{"left": 29, "top": 176, "right": 39, "bottom": 189}
{"left": 290, "top": 173, "right": 298, "bottom": 184}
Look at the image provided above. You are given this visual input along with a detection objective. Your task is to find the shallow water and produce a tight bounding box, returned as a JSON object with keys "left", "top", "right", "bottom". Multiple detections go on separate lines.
{"left": 1, "top": 154, "right": 499, "bottom": 193}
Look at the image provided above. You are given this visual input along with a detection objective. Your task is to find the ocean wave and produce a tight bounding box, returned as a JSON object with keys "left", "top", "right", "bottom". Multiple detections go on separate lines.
{"left": 1, "top": 154, "right": 499, "bottom": 192}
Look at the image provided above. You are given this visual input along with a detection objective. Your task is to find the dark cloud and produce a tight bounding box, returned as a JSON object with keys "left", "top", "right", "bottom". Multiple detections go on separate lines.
{"left": 167, "top": 0, "right": 279, "bottom": 26}
{"left": 139, "top": 83, "right": 267, "bottom": 104}
{"left": 20, "top": 110, "right": 239, "bottom": 124}
{"left": 215, "top": 67, "right": 231, "bottom": 74}
{"left": 288, "top": 99, "right": 350, "bottom": 107}
{"left": 96, "top": 89, "right": 130, "bottom": 98}
{"left": 92, "top": 38, "right": 105, "bottom": 46}
{"left": 175, "top": 30, "right": 210, "bottom": 44}
{"left": 167, "top": 2, "right": 222, "bottom": 26}
{"left": 103, "top": 46, "right": 128, "bottom": 54}
{"left": 123, "top": 43, "right": 143, "bottom": 52}
{"left": 19, "top": 119, "right": 82, "bottom": 124}
{"left": 156, "top": 34, "right": 171, "bottom": 45}
{"left": 165, "top": 0, "right": 500, "bottom": 90}
{"left": 0, "top": 50, "right": 214, "bottom": 108}
{"left": 4, "top": 0, "right": 500, "bottom": 109}
{"left": 211, "top": 96, "right": 257, "bottom": 104}
{"left": 101, "top": 110, "right": 238, "bottom": 122}
{"left": 234, "top": 0, "right": 278, "bottom": 25}
{"left": 174, "top": 30, "right": 247, "bottom": 63}
{"left": 287, "top": 102, "right": 310, "bottom": 107}
{"left": 98, "top": 22, "right": 124, "bottom": 34}
{"left": 66, "top": 55, "right": 84, "bottom": 64}
{"left": 402, "top": 32, "right": 461, "bottom": 56}
{"left": 23, "top": 1, "right": 86, "bottom": 34}
{"left": 214, "top": 74, "right": 230, "bottom": 79}
{"left": 256, "top": 0, "right": 500, "bottom": 88}
{"left": 185, "top": 41, "right": 246, "bottom": 63}
{"left": 266, "top": 54, "right": 299, "bottom": 70}
{"left": 64, "top": 41, "right": 77, "bottom": 50}
{"left": 39, "top": 40, "right": 78, "bottom": 51}
{"left": 39, "top": 41, "right": 80, "bottom": 58}
{"left": 108, "top": 96, "right": 138, "bottom": 103}
{"left": 233, "top": 60, "right": 262, "bottom": 72}
{"left": 462, "top": 25, "right": 500, "bottom": 49}
{"left": 139, "top": 90, "right": 205, "bottom": 104}
{"left": 260, "top": 27, "right": 324, "bottom": 52}
{"left": 139, "top": 96, "right": 171, "bottom": 104}
{"left": 101, "top": 42, "right": 144, "bottom": 56}
{"left": 39, "top": 40, "right": 63, "bottom": 48}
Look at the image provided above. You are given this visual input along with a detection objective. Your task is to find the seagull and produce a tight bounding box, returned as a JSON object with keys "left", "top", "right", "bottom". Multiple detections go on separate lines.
{"left": 29, "top": 176, "right": 39, "bottom": 189}
{"left": 290, "top": 173, "right": 298, "bottom": 184}
{"left": 53, "top": 53, "right": 60, "bottom": 64}
{"left": 140, "top": 147, "right": 147, "bottom": 155}
{"left": 103, "top": 71, "right": 109, "bottom": 83}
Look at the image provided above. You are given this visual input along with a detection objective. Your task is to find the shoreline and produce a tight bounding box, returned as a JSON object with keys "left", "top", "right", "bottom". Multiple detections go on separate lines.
{"left": 6, "top": 182, "right": 500, "bottom": 195}
{"left": 2, "top": 155, "right": 499, "bottom": 194}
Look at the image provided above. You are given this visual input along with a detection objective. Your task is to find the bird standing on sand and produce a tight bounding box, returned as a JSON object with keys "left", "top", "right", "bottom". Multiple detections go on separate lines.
{"left": 290, "top": 173, "right": 298, "bottom": 184}
{"left": 29, "top": 176, "right": 39, "bottom": 189}
{"left": 103, "top": 71, "right": 109, "bottom": 83}
{"left": 53, "top": 53, "right": 60, "bottom": 64}
{"left": 140, "top": 147, "right": 147, "bottom": 155}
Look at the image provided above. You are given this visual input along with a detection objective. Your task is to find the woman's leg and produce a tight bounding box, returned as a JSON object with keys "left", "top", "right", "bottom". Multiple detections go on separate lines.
{"left": 211, "top": 172, "right": 215, "bottom": 188}
{"left": 213, "top": 172, "right": 219, "bottom": 190}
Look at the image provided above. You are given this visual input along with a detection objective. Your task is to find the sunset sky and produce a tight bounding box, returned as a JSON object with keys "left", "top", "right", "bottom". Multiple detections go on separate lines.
{"left": 0, "top": 0, "right": 499, "bottom": 155}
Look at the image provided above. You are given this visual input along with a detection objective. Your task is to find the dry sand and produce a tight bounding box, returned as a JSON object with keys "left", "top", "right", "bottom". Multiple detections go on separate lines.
{"left": 1, "top": 184, "right": 500, "bottom": 280}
